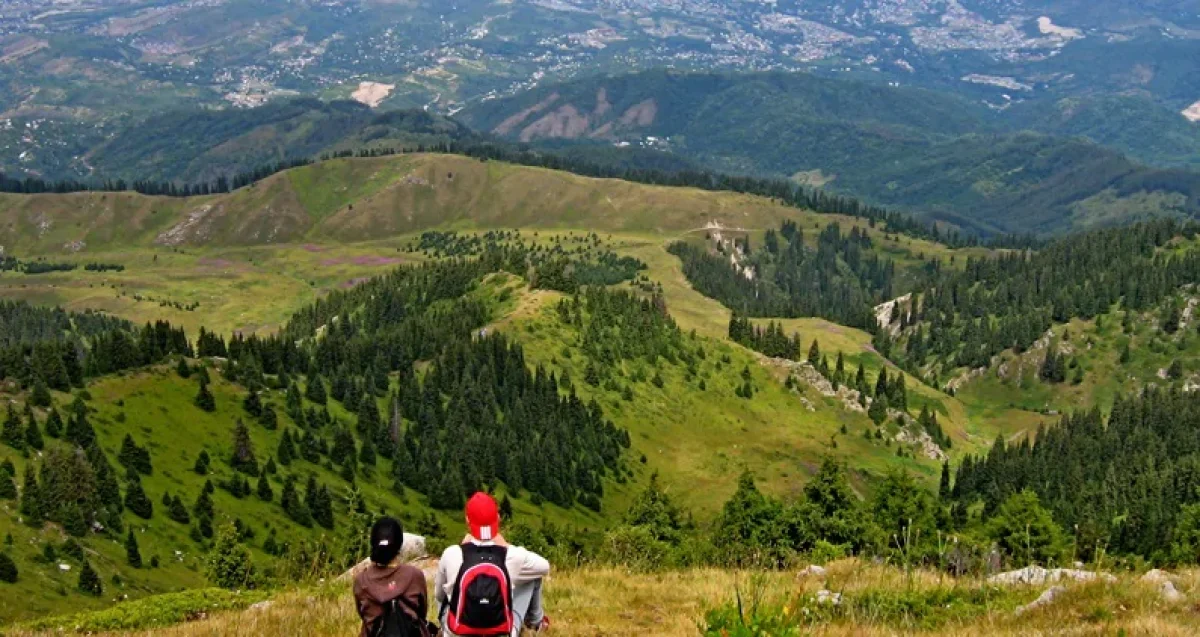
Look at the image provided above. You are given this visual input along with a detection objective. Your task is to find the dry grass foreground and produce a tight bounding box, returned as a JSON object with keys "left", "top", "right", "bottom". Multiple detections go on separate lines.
{"left": 12, "top": 561, "right": 1200, "bottom": 636}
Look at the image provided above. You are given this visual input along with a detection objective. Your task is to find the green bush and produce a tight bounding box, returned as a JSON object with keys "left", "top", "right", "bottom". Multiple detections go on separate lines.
{"left": 15, "top": 588, "right": 270, "bottom": 632}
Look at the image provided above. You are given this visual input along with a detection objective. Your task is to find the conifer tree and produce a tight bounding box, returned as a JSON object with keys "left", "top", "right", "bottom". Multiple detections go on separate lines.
{"left": 19, "top": 466, "right": 42, "bottom": 527}
{"left": 277, "top": 431, "right": 295, "bottom": 466}
{"left": 807, "top": 339, "right": 821, "bottom": 366}
{"left": 0, "top": 468, "right": 15, "bottom": 500}
{"left": 281, "top": 476, "right": 312, "bottom": 527}
{"left": 195, "top": 378, "right": 216, "bottom": 412}
{"left": 1, "top": 405, "right": 24, "bottom": 451}
{"left": 30, "top": 378, "right": 52, "bottom": 408}
{"left": 305, "top": 376, "right": 327, "bottom": 405}
{"left": 77, "top": 560, "right": 102, "bottom": 596}
{"left": 206, "top": 522, "right": 255, "bottom": 589}
{"left": 125, "top": 530, "right": 142, "bottom": 568}
{"left": 939, "top": 462, "right": 952, "bottom": 501}
{"left": 0, "top": 551, "right": 17, "bottom": 583}
{"left": 230, "top": 420, "right": 258, "bottom": 475}
{"left": 256, "top": 475, "right": 273, "bottom": 502}
{"left": 176, "top": 357, "right": 192, "bottom": 378}
{"left": 43, "top": 408, "right": 62, "bottom": 438}
{"left": 124, "top": 475, "right": 153, "bottom": 519}
{"left": 194, "top": 450, "right": 211, "bottom": 475}
{"left": 24, "top": 410, "right": 43, "bottom": 451}
{"left": 168, "top": 495, "right": 190, "bottom": 524}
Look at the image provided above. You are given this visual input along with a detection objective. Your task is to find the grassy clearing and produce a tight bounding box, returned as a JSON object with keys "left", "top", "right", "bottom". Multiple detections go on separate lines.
{"left": 11, "top": 561, "right": 1200, "bottom": 636}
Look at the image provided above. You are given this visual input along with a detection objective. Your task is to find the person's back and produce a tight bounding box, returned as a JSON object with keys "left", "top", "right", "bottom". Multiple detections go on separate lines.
{"left": 354, "top": 517, "right": 432, "bottom": 637}
{"left": 435, "top": 493, "right": 551, "bottom": 636}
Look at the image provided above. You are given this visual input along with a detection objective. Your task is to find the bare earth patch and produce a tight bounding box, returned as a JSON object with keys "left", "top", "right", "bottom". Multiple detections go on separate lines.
{"left": 351, "top": 81, "right": 396, "bottom": 108}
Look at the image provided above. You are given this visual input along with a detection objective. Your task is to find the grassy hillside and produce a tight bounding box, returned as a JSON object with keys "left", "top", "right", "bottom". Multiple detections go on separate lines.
{"left": 0, "top": 155, "right": 1052, "bottom": 623}
{"left": 461, "top": 71, "right": 1200, "bottom": 235}
{"left": 11, "top": 561, "right": 1200, "bottom": 636}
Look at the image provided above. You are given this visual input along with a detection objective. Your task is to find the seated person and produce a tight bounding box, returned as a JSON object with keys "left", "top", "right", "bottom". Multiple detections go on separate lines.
{"left": 354, "top": 517, "right": 433, "bottom": 637}
{"left": 434, "top": 492, "right": 551, "bottom": 636}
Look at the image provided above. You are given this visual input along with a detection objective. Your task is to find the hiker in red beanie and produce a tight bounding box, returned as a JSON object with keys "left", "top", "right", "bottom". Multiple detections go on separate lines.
{"left": 434, "top": 492, "right": 551, "bottom": 636}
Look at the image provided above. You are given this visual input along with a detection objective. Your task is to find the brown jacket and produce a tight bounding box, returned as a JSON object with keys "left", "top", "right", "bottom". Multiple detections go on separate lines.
{"left": 353, "top": 561, "right": 429, "bottom": 637}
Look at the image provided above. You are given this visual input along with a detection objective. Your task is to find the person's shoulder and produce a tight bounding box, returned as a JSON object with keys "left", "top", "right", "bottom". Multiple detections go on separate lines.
{"left": 438, "top": 543, "right": 463, "bottom": 561}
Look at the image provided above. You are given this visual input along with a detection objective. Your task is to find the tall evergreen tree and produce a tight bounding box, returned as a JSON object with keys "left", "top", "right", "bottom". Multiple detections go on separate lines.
{"left": 195, "top": 378, "right": 216, "bottom": 412}
{"left": 125, "top": 530, "right": 142, "bottom": 568}
{"left": 77, "top": 560, "right": 102, "bottom": 596}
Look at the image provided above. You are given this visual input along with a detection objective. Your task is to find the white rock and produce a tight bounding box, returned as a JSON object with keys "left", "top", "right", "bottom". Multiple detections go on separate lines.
{"left": 1161, "top": 581, "right": 1185, "bottom": 603}
{"left": 1141, "top": 569, "right": 1171, "bottom": 584}
{"left": 58, "top": 563, "right": 71, "bottom": 572}
{"left": 989, "top": 566, "right": 1115, "bottom": 586}
{"left": 815, "top": 589, "right": 841, "bottom": 605}
{"left": 249, "top": 601, "right": 274, "bottom": 611}
{"left": 798, "top": 565, "right": 827, "bottom": 578}
{"left": 1016, "top": 585, "right": 1066, "bottom": 615}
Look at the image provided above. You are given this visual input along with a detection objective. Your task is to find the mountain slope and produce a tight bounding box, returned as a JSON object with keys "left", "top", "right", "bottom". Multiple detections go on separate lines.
{"left": 462, "top": 71, "right": 1200, "bottom": 235}
{"left": 1, "top": 100, "right": 476, "bottom": 185}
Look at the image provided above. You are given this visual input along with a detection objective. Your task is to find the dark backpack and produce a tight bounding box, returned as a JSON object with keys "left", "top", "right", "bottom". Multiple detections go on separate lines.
{"left": 372, "top": 593, "right": 433, "bottom": 637}
{"left": 444, "top": 544, "right": 513, "bottom": 636}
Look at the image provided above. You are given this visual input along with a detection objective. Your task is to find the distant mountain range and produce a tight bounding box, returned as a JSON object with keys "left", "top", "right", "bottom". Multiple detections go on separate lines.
{"left": 461, "top": 70, "right": 1200, "bottom": 235}
{"left": 3, "top": 69, "right": 1199, "bottom": 238}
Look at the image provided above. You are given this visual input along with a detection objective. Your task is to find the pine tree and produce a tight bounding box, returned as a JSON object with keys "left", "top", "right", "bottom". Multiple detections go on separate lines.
{"left": 1, "top": 405, "right": 24, "bottom": 451}
{"left": 19, "top": 466, "right": 42, "bottom": 527}
{"left": 177, "top": 357, "right": 192, "bottom": 378}
{"left": 125, "top": 530, "right": 142, "bottom": 568}
{"left": 43, "top": 408, "right": 63, "bottom": 438}
{"left": 30, "top": 378, "right": 52, "bottom": 408}
{"left": 195, "top": 378, "right": 216, "bottom": 412}
{"left": 124, "top": 476, "right": 153, "bottom": 519}
{"left": 230, "top": 420, "right": 258, "bottom": 475}
{"left": 168, "top": 495, "right": 190, "bottom": 524}
{"left": 206, "top": 522, "right": 255, "bottom": 589}
{"left": 24, "top": 410, "right": 43, "bottom": 451}
{"left": 305, "top": 376, "right": 327, "bottom": 405}
{"left": 281, "top": 477, "right": 312, "bottom": 527}
{"left": 77, "top": 560, "right": 102, "bottom": 596}
{"left": 277, "top": 431, "right": 295, "bottom": 466}
{"left": 256, "top": 475, "right": 273, "bottom": 502}
{"left": 194, "top": 450, "right": 211, "bottom": 475}
{"left": 0, "top": 552, "right": 17, "bottom": 583}
{"left": 939, "top": 462, "right": 952, "bottom": 501}
{"left": 807, "top": 339, "right": 821, "bottom": 366}
{"left": 0, "top": 469, "right": 15, "bottom": 500}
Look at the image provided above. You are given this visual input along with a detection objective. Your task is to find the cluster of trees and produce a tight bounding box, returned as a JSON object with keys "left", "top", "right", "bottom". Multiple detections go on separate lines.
{"left": 180, "top": 258, "right": 630, "bottom": 512}
{"left": 728, "top": 317, "right": 803, "bottom": 360}
{"left": 408, "top": 230, "right": 647, "bottom": 293}
{"left": 0, "top": 302, "right": 190, "bottom": 390}
{"left": 951, "top": 388, "right": 1200, "bottom": 563}
{"left": 670, "top": 222, "right": 893, "bottom": 329}
{"left": 0, "top": 157, "right": 312, "bottom": 197}
{"left": 888, "top": 219, "right": 1200, "bottom": 380}
{"left": 15, "top": 397, "right": 127, "bottom": 538}
{"left": 598, "top": 458, "right": 1067, "bottom": 574}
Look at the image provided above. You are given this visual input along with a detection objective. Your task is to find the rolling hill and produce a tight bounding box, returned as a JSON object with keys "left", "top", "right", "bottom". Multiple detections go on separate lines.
{"left": 0, "top": 154, "right": 1024, "bottom": 623}
{"left": 1, "top": 154, "right": 1199, "bottom": 630}
{"left": 461, "top": 70, "right": 1200, "bottom": 235}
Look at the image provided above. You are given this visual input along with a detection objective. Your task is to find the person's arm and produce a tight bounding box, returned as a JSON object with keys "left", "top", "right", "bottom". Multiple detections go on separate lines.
{"left": 433, "top": 556, "right": 449, "bottom": 604}
{"left": 512, "top": 547, "right": 550, "bottom": 582}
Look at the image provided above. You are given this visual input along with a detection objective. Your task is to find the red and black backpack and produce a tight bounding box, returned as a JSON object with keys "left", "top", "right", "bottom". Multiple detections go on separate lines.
{"left": 444, "top": 544, "right": 513, "bottom": 636}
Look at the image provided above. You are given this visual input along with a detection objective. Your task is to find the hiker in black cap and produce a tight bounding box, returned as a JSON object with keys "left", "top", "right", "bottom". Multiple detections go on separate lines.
{"left": 354, "top": 517, "right": 433, "bottom": 637}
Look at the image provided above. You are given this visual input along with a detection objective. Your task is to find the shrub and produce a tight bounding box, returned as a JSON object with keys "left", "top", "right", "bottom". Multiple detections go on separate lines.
{"left": 0, "top": 551, "right": 18, "bottom": 583}
{"left": 15, "top": 588, "right": 269, "bottom": 632}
